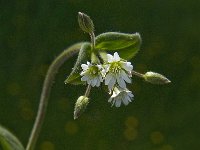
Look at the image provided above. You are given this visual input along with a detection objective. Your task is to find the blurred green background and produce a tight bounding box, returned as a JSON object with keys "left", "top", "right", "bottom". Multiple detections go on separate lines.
{"left": 0, "top": 0, "right": 199, "bottom": 150}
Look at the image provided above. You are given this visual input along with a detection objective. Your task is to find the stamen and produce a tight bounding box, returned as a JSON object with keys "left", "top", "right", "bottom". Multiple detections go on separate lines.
{"left": 110, "top": 62, "right": 121, "bottom": 74}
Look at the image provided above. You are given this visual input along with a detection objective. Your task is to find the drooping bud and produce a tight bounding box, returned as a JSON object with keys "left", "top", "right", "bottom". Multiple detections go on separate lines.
{"left": 74, "top": 96, "right": 89, "bottom": 119}
{"left": 78, "top": 12, "right": 94, "bottom": 34}
{"left": 144, "top": 71, "right": 171, "bottom": 84}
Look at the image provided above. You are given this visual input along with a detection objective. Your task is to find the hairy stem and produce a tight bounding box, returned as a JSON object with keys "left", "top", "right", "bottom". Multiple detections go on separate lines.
{"left": 90, "top": 32, "right": 95, "bottom": 51}
{"left": 132, "top": 70, "right": 144, "bottom": 78}
{"left": 26, "top": 42, "right": 84, "bottom": 150}
{"left": 84, "top": 84, "right": 91, "bottom": 97}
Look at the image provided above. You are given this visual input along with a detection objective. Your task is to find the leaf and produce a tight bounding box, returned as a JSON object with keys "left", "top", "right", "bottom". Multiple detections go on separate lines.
{"left": 95, "top": 32, "right": 141, "bottom": 60}
{"left": 116, "top": 40, "right": 141, "bottom": 60}
{"left": 65, "top": 42, "right": 91, "bottom": 85}
{"left": 0, "top": 125, "right": 25, "bottom": 150}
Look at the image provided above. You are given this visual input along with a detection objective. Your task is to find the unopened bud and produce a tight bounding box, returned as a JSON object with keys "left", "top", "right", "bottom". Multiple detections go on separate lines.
{"left": 78, "top": 12, "right": 94, "bottom": 33}
{"left": 144, "top": 71, "right": 171, "bottom": 84}
{"left": 74, "top": 96, "right": 89, "bottom": 119}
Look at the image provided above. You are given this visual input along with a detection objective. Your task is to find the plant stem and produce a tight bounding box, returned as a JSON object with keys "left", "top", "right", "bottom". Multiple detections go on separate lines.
{"left": 90, "top": 32, "right": 95, "bottom": 51}
{"left": 132, "top": 70, "right": 144, "bottom": 78}
{"left": 90, "top": 32, "right": 100, "bottom": 64}
{"left": 84, "top": 84, "right": 91, "bottom": 97}
{"left": 26, "top": 42, "right": 84, "bottom": 150}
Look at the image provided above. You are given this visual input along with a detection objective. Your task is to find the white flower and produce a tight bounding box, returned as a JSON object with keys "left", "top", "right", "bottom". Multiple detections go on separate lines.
{"left": 80, "top": 62, "right": 104, "bottom": 87}
{"left": 108, "top": 87, "right": 134, "bottom": 107}
{"left": 104, "top": 52, "right": 133, "bottom": 90}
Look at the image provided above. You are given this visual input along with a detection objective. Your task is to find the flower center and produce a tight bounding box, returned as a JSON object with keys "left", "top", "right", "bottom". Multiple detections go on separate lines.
{"left": 109, "top": 62, "right": 122, "bottom": 74}
{"left": 88, "top": 66, "right": 99, "bottom": 76}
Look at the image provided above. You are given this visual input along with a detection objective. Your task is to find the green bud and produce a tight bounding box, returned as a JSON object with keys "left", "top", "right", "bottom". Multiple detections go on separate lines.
{"left": 78, "top": 12, "right": 94, "bottom": 34}
{"left": 144, "top": 71, "right": 171, "bottom": 84}
{"left": 74, "top": 96, "right": 89, "bottom": 119}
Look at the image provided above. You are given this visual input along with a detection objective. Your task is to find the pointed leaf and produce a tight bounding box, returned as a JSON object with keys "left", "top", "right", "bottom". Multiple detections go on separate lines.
{"left": 95, "top": 32, "right": 141, "bottom": 60}
{"left": 0, "top": 125, "right": 25, "bottom": 150}
{"left": 65, "top": 42, "right": 91, "bottom": 85}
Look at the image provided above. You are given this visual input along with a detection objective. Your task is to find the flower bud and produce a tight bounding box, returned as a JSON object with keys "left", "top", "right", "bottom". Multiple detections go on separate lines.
{"left": 78, "top": 12, "right": 94, "bottom": 34}
{"left": 74, "top": 96, "right": 89, "bottom": 119}
{"left": 144, "top": 71, "right": 171, "bottom": 84}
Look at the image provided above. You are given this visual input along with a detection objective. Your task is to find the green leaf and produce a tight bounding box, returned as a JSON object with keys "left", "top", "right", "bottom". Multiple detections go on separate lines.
{"left": 95, "top": 32, "right": 141, "bottom": 60}
{"left": 0, "top": 125, "right": 25, "bottom": 150}
{"left": 65, "top": 42, "right": 91, "bottom": 85}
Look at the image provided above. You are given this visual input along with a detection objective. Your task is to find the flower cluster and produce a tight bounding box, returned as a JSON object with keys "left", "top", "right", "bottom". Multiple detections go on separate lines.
{"left": 80, "top": 52, "right": 134, "bottom": 107}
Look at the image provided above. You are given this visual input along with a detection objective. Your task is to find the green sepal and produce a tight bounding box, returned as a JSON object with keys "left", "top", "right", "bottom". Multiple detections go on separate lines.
{"left": 78, "top": 12, "right": 94, "bottom": 34}
{"left": 0, "top": 125, "right": 25, "bottom": 150}
{"left": 95, "top": 32, "right": 141, "bottom": 60}
{"left": 65, "top": 42, "right": 91, "bottom": 85}
{"left": 74, "top": 96, "right": 89, "bottom": 119}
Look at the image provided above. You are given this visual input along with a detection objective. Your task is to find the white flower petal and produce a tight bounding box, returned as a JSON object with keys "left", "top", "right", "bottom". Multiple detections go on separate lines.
{"left": 91, "top": 78, "right": 97, "bottom": 87}
{"left": 96, "top": 80, "right": 100, "bottom": 87}
{"left": 80, "top": 71, "right": 85, "bottom": 76}
{"left": 99, "top": 76, "right": 103, "bottom": 82}
{"left": 101, "top": 69, "right": 106, "bottom": 77}
{"left": 81, "top": 64, "right": 89, "bottom": 70}
{"left": 81, "top": 76, "right": 88, "bottom": 81}
{"left": 127, "top": 96, "right": 132, "bottom": 102}
{"left": 107, "top": 54, "right": 114, "bottom": 62}
{"left": 128, "top": 92, "right": 134, "bottom": 98}
{"left": 97, "top": 65, "right": 102, "bottom": 69}
{"left": 122, "top": 98, "right": 129, "bottom": 105}
{"left": 117, "top": 76, "right": 126, "bottom": 89}
{"left": 111, "top": 89, "right": 120, "bottom": 98}
{"left": 105, "top": 73, "right": 113, "bottom": 85}
{"left": 121, "top": 70, "right": 131, "bottom": 83}
{"left": 115, "top": 99, "right": 121, "bottom": 107}
{"left": 108, "top": 77, "right": 116, "bottom": 90}
{"left": 122, "top": 62, "right": 133, "bottom": 72}
{"left": 108, "top": 97, "right": 112, "bottom": 102}
{"left": 87, "top": 79, "right": 92, "bottom": 85}
{"left": 104, "top": 64, "right": 110, "bottom": 73}
{"left": 113, "top": 52, "right": 120, "bottom": 61}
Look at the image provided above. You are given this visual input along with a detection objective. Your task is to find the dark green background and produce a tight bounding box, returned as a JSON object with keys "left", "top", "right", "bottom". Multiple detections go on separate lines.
{"left": 0, "top": 0, "right": 199, "bottom": 150}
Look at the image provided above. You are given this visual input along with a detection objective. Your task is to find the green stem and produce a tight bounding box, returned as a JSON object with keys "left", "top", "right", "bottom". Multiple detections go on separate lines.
{"left": 84, "top": 84, "right": 91, "bottom": 97}
{"left": 89, "top": 32, "right": 95, "bottom": 51}
{"left": 89, "top": 32, "right": 100, "bottom": 64}
{"left": 132, "top": 70, "right": 144, "bottom": 78}
{"left": 26, "top": 42, "right": 84, "bottom": 150}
